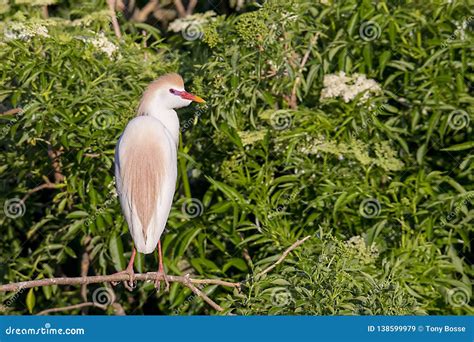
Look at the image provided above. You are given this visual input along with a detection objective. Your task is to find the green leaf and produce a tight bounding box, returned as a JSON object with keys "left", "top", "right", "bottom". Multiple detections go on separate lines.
{"left": 109, "top": 234, "right": 125, "bottom": 272}
{"left": 441, "top": 142, "right": 474, "bottom": 151}
{"left": 26, "top": 288, "right": 36, "bottom": 314}
{"left": 66, "top": 211, "right": 89, "bottom": 219}
{"left": 416, "top": 143, "right": 427, "bottom": 164}
{"left": 223, "top": 258, "right": 248, "bottom": 272}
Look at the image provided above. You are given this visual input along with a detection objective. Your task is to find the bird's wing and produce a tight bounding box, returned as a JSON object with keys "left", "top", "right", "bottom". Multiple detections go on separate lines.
{"left": 115, "top": 116, "right": 177, "bottom": 254}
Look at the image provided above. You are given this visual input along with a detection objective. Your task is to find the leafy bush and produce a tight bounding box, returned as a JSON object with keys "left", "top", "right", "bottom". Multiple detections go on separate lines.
{"left": 0, "top": 0, "right": 472, "bottom": 315}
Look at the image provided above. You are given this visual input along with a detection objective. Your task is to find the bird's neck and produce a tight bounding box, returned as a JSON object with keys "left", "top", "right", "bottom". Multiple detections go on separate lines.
{"left": 151, "top": 108, "right": 180, "bottom": 145}
{"left": 138, "top": 97, "right": 180, "bottom": 145}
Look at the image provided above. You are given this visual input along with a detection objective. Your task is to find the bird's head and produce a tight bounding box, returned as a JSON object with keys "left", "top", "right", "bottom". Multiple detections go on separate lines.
{"left": 138, "top": 73, "right": 205, "bottom": 114}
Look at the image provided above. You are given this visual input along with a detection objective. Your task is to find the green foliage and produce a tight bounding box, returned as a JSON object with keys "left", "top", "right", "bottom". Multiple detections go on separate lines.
{"left": 228, "top": 235, "right": 423, "bottom": 315}
{"left": 1, "top": 0, "right": 473, "bottom": 315}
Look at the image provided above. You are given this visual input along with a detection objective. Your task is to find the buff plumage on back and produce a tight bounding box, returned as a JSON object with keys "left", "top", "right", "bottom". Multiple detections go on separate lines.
{"left": 120, "top": 136, "right": 164, "bottom": 241}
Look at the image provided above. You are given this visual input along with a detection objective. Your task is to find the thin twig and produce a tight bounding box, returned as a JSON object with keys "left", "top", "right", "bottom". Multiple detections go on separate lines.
{"left": 173, "top": 0, "right": 186, "bottom": 17}
{"left": 47, "top": 146, "right": 65, "bottom": 183}
{"left": 256, "top": 235, "right": 311, "bottom": 277}
{"left": 0, "top": 273, "right": 241, "bottom": 293}
{"left": 289, "top": 34, "right": 319, "bottom": 109}
{"left": 80, "top": 252, "right": 90, "bottom": 302}
{"left": 132, "top": 0, "right": 159, "bottom": 22}
{"left": 186, "top": 0, "right": 198, "bottom": 15}
{"left": 0, "top": 108, "right": 22, "bottom": 116}
{"left": 21, "top": 181, "right": 61, "bottom": 203}
{"left": 41, "top": 5, "right": 49, "bottom": 19}
{"left": 37, "top": 302, "right": 106, "bottom": 315}
{"left": 183, "top": 275, "right": 223, "bottom": 312}
{"left": 84, "top": 153, "right": 100, "bottom": 158}
{"left": 21, "top": 146, "right": 65, "bottom": 203}
{"left": 107, "top": 0, "right": 122, "bottom": 39}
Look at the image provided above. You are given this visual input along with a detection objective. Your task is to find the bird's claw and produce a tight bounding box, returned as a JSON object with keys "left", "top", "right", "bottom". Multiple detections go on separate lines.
{"left": 124, "top": 278, "right": 137, "bottom": 291}
{"left": 113, "top": 269, "right": 136, "bottom": 291}
{"left": 124, "top": 270, "right": 136, "bottom": 292}
{"left": 155, "top": 272, "right": 170, "bottom": 293}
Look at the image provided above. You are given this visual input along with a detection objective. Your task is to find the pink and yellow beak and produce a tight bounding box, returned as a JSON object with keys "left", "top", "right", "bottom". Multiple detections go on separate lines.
{"left": 178, "top": 90, "right": 206, "bottom": 103}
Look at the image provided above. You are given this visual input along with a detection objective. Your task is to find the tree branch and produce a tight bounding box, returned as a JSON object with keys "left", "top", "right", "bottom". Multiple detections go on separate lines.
{"left": 132, "top": 0, "right": 159, "bottom": 22}
{"left": 0, "top": 273, "right": 241, "bottom": 293}
{"left": 37, "top": 302, "right": 106, "bottom": 315}
{"left": 107, "top": 0, "right": 122, "bottom": 39}
{"left": 80, "top": 238, "right": 91, "bottom": 304}
{"left": 21, "top": 181, "right": 62, "bottom": 203}
{"left": 0, "top": 108, "right": 22, "bottom": 116}
{"left": 256, "top": 235, "right": 311, "bottom": 277}
{"left": 21, "top": 146, "right": 65, "bottom": 203}
{"left": 0, "top": 236, "right": 311, "bottom": 313}
{"left": 182, "top": 275, "right": 223, "bottom": 312}
{"left": 186, "top": 0, "right": 198, "bottom": 15}
{"left": 173, "top": 0, "right": 187, "bottom": 17}
{"left": 47, "top": 146, "right": 65, "bottom": 183}
{"left": 288, "top": 34, "right": 319, "bottom": 109}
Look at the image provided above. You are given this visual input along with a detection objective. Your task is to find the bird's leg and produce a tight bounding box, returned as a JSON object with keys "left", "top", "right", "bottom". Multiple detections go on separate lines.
{"left": 112, "top": 247, "right": 136, "bottom": 291}
{"left": 155, "top": 240, "right": 170, "bottom": 292}
{"left": 124, "top": 247, "right": 137, "bottom": 290}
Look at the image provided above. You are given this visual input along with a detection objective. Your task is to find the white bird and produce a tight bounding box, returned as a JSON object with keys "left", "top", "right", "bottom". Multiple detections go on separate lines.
{"left": 114, "top": 73, "right": 205, "bottom": 290}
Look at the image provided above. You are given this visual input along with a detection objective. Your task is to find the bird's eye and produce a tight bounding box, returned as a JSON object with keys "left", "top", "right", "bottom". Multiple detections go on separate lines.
{"left": 169, "top": 89, "right": 178, "bottom": 95}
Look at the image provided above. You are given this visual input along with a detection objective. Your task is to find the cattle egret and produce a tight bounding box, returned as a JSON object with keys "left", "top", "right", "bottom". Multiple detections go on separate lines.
{"left": 114, "top": 73, "right": 205, "bottom": 291}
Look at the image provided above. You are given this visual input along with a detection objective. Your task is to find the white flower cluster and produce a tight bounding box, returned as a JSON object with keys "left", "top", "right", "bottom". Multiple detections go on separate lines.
{"left": 168, "top": 11, "right": 216, "bottom": 33}
{"left": 3, "top": 22, "right": 49, "bottom": 41}
{"left": 345, "top": 235, "right": 379, "bottom": 260}
{"left": 320, "top": 71, "right": 382, "bottom": 104}
{"left": 237, "top": 130, "right": 266, "bottom": 146}
{"left": 82, "top": 32, "right": 119, "bottom": 59}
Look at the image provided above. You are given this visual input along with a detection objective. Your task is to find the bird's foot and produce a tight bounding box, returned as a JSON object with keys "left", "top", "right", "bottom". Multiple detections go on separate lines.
{"left": 155, "top": 271, "right": 170, "bottom": 293}
{"left": 112, "top": 268, "right": 136, "bottom": 291}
